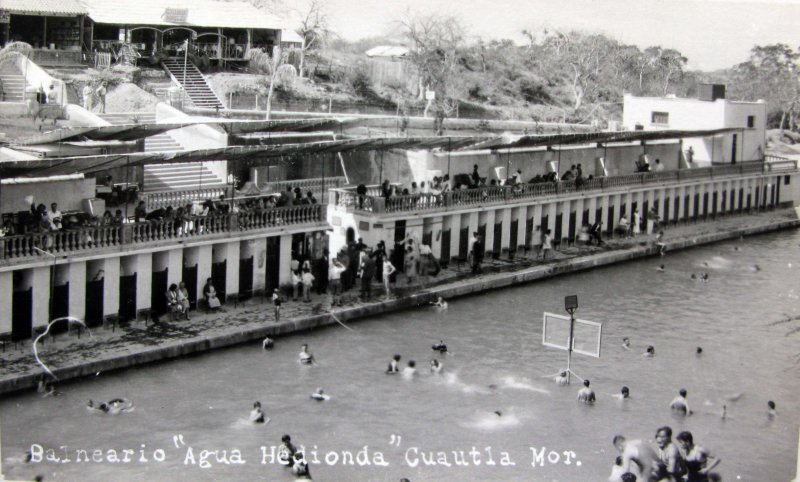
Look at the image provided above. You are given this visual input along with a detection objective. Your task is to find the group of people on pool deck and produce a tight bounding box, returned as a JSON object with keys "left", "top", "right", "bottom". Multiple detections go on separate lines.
{"left": 610, "top": 427, "right": 720, "bottom": 482}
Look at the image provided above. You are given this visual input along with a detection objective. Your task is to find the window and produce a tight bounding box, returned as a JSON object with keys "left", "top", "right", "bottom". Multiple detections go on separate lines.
{"left": 785, "top": 175, "right": 791, "bottom": 186}
{"left": 651, "top": 112, "right": 669, "bottom": 125}
{"left": 747, "top": 115, "right": 755, "bottom": 128}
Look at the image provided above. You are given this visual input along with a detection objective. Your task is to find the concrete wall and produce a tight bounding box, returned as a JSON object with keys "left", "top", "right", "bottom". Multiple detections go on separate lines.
{"left": 724, "top": 102, "right": 767, "bottom": 162}
{"left": 1, "top": 177, "right": 95, "bottom": 213}
{"left": 623, "top": 94, "right": 726, "bottom": 131}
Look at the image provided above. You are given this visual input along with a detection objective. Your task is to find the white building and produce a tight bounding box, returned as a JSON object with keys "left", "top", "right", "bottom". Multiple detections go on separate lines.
{"left": 622, "top": 86, "right": 766, "bottom": 167}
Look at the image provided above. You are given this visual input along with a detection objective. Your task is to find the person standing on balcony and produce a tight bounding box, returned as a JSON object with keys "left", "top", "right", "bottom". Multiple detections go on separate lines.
{"left": 381, "top": 180, "right": 392, "bottom": 200}
{"left": 471, "top": 164, "right": 481, "bottom": 188}
{"left": 134, "top": 201, "right": 147, "bottom": 223}
{"left": 46, "top": 203, "right": 62, "bottom": 231}
{"left": 355, "top": 184, "right": 367, "bottom": 209}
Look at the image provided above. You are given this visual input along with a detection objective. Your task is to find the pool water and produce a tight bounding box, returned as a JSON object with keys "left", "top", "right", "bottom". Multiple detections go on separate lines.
{"left": 2, "top": 231, "right": 799, "bottom": 482}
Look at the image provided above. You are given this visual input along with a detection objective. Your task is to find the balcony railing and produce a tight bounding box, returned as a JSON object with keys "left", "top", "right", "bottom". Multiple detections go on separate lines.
{"left": 331, "top": 160, "right": 796, "bottom": 215}
{"left": 258, "top": 176, "right": 347, "bottom": 196}
{"left": 0, "top": 204, "right": 324, "bottom": 263}
{"left": 141, "top": 187, "right": 228, "bottom": 211}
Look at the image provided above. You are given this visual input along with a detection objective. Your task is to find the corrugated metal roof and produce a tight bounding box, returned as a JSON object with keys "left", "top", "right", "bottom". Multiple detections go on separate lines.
{"left": 2, "top": 0, "right": 86, "bottom": 16}
{"left": 365, "top": 46, "right": 409, "bottom": 58}
{"left": 80, "top": 0, "right": 285, "bottom": 29}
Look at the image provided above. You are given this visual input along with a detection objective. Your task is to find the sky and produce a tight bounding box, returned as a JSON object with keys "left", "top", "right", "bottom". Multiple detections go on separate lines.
{"left": 318, "top": 0, "right": 800, "bottom": 71}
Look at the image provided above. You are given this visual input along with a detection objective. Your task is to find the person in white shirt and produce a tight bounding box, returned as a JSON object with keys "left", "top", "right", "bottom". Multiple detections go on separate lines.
{"left": 301, "top": 268, "right": 315, "bottom": 302}
{"left": 382, "top": 259, "right": 396, "bottom": 296}
{"left": 46, "top": 203, "right": 62, "bottom": 231}
{"left": 329, "top": 258, "right": 347, "bottom": 307}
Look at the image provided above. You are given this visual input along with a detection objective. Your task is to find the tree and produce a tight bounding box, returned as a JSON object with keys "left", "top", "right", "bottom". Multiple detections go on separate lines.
{"left": 295, "top": 0, "right": 330, "bottom": 79}
{"left": 249, "top": 47, "right": 297, "bottom": 120}
{"left": 401, "top": 14, "right": 467, "bottom": 120}
{"left": 656, "top": 48, "right": 687, "bottom": 94}
{"left": 729, "top": 44, "right": 799, "bottom": 130}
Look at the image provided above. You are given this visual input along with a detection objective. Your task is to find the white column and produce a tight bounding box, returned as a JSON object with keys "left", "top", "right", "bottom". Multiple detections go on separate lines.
{"left": 557, "top": 200, "right": 568, "bottom": 244}
{"left": 446, "top": 213, "right": 461, "bottom": 262}
{"left": 215, "top": 241, "right": 240, "bottom": 300}
{"left": 279, "top": 234, "right": 293, "bottom": 285}
{"left": 192, "top": 245, "right": 213, "bottom": 303}
{"left": 600, "top": 196, "right": 610, "bottom": 231}
{"left": 67, "top": 261, "right": 87, "bottom": 321}
{"left": 251, "top": 238, "right": 267, "bottom": 296}
{"left": 574, "top": 198, "right": 585, "bottom": 233}
{"left": 587, "top": 198, "right": 597, "bottom": 224}
{"left": 132, "top": 254, "right": 152, "bottom": 313}
{"left": 32, "top": 266, "right": 51, "bottom": 327}
{"left": 731, "top": 180, "right": 739, "bottom": 213}
{"left": 512, "top": 206, "right": 526, "bottom": 251}
{"left": 429, "top": 216, "right": 444, "bottom": 258}
{"left": 0, "top": 271, "right": 12, "bottom": 334}
{"left": 546, "top": 202, "right": 557, "bottom": 236}
{"left": 467, "top": 211, "right": 480, "bottom": 241}
{"left": 531, "top": 204, "right": 543, "bottom": 248}
{"left": 481, "top": 209, "right": 496, "bottom": 256}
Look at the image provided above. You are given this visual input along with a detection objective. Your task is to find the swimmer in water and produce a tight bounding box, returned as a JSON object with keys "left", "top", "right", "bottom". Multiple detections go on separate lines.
{"left": 721, "top": 404, "right": 727, "bottom": 421}
{"left": 402, "top": 360, "right": 417, "bottom": 378}
{"left": 622, "top": 337, "right": 631, "bottom": 350}
{"left": 577, "top": 379, "right": 596, "bottom": 404}
{"left": 643, "top": 345, "right": 655, "bottom": 357}
{"left": 430, "top": 359, "right": 443, "bottom": 374}
{"left": 701, "top": 272, "right": 709, "bottom": 282}
{"left": 250, "top": 401, "right": 269, "bottom": 423}
{"left": 616, "top": 386, "right": 630, "bottom": 400}
{"left": 656, "top": 264, "right": 665, "bottom": 272}
{"left": 767, "top": 400, "right": 777, "bottom": 418}
{"left": 386, "top": 354, "right": 401, "bottom": 374}
{"left": 87, "top": 398, "right": 133, "bottom": 414}
{"left": 555, "top": 371, "right": 569, "bottom": 386}
{"left": 292, "top": 451, "right": 311, "bottom": 479}
{"left": 432, "top": 340, "right": 448, "bottom": 354}
{"left": 691, "top": 273, "right": 697, "bottom": 280}
{"left": 493, "top": 410, "right": 502, "bottom": 417}
{"left": 431, "top": 296, "right": 448, "bottom": 309}
{"left": 299, "top": 344, "right": 314, "bottom": 365}
{"left": 310, "top": 388, "right": 330, "bottom": 401}
{"left": 752, "top": 264, "right": 761, "bottom": 272}
{"left": 670, "top": 389, "right": 692, "bottom": 415}
{"left": 262, "top": 337, "right": 274, "bottom": 350}
{"left": 278, "top": 434, "right": 297, "bottom": 467}
{"left": 696, "top": 347, "right": 703, "bottom": 355}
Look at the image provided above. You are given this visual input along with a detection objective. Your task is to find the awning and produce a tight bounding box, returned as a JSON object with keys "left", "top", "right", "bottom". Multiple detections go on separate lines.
{"left": 81, "top": 0, "right": 284, "bottom": 29}
{"left": 0, "top": 136, "right": 489, "bottom": 177}
{"left": 15, "top": 117, "right": 357, "bottom": 145}
{"left": 2, "top": 0, "right": 86, "bottom": 16}
{"left": 468, "top": 128, "right": 744, "bottom": 152}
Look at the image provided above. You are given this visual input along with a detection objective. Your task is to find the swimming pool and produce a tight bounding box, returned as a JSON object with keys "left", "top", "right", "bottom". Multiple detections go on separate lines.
{"left": 2, "top": 230, "right": 799, "bottom": 481}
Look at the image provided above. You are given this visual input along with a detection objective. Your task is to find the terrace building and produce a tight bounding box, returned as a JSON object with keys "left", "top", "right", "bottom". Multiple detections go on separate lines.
{"left": 0, "top": 96, "right": 797, "bottom": 343}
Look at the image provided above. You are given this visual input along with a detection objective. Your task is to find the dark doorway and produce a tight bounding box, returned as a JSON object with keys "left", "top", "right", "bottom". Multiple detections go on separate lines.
{"left": 525, "top": 217, "right": 534, "bottom": 248}
{"left": 346, "top": 227, "right": 356, "bottom": 245}
{"left": 492, "top": 222, "right": 502, "bottom": 257}
{"left": 151, "top": 268, "right": 168, "bottom": 319}
{"left": 459, "top": 227, "right": 469, "bottom": 259}
{"left": 540, "top": 214, "right": 549, "bottom": 240}
{"left": 606, "top": 207, "right": 615, "bottom": 236}
{"left": 86, "top": 279, "right": 104, "bottom": 327}
{"left": 266, "top": 237, "right": 280, "bottom": 295}
{"left": 212, "top": 260, "right": 227, "bottom": 304}
{"left": 182, "top": 264, "right": 198, "bottom": 309}
{"left": 440, "top": 228, "right": 451, "bottom": 266}
{"left": 12, "top": 286, "right": 32, "bottom": 341}
{"left": 553, "top": 213, "right": 562, "bottom": 245}
{"left": 51, "top": 283, "right": 69, "bottom": 326}
{"left": 394, "top": 220, "right": 406, "bottom": 244}
{"left": 119, "top": 273, "right": 137, "bottom": 321}
{"left": 693, "top": 194, "right": 700, "bottom": 220}
{"left": 731, "top": 134, "right": 737, "bottom": 163}
{"left": 239, "top": 256, "right": 254, "bottom": 300}
{"left": 567, "top": 211, "right": 576, "bottom": 245}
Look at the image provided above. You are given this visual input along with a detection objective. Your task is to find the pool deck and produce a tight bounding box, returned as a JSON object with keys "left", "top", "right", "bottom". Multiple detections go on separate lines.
{"left": 2, "top": 209, "right": 798, "bottom": 396}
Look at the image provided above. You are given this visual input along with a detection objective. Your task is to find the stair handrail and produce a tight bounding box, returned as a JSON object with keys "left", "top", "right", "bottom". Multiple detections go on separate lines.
{"left": 159, "top": 58, "right": 224, "bottom": 108}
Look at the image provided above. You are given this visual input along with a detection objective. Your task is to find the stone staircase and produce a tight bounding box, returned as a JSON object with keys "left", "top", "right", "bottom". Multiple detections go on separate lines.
{"left": 161, "top": 58, "right": 224, "bottom": 109}
{"left": 99, "top": 112, "right": 226, "bottom": 192}
{"left": 0, "top": 63, "right": 26, "bottom": 102}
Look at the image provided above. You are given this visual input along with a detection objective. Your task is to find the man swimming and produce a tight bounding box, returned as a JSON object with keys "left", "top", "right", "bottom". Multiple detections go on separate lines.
{"left": 670, "top": 389, "right": 691, "bottom": 415}
{"left": 676, "top": 431, "right": 720, "bottom": 482}
{"left": 299, "top": 344, "right": 314, "bottom": 365}
{"left": 622, "top": 338, "right": 631, "bottom": 350}
{"left": 262, "top": 337, "right": 274, "bottom": 349}
{"left": 310, "top": 388, "right": 330, "bottom": 401}
{"left": 432, "top": 340, "right": 448, "bottom": 354}
{"left": 577, "top": 379, "right": 596, "bottom": 403}
{"left": 430, "top": 359, "right": 443, "bottom": 374}
{"left": 643, "top": 345, "right": 655, "bottom": 357}
{"left": 250, "top": 401, "right": 269, "bottom": 424}
{"left": 431, "top": 296, "right": 448, "bottom": 309}
{"left": 386, "top": 354, "right": 401, "bottom": 374}
{"left": 555, "top": 371, "right": 569, "bottom": 386}
{"left": 402, "top": 360, "right": 417, "bottom": 378}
